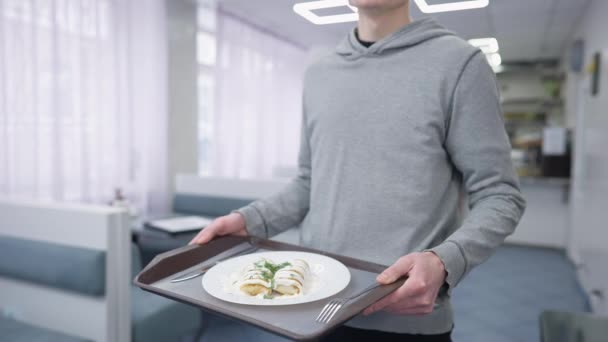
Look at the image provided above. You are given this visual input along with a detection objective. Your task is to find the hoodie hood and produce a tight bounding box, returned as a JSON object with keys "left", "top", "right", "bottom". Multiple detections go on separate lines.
{"left": 336, "top": 18, "right": 454, "bottom": 59}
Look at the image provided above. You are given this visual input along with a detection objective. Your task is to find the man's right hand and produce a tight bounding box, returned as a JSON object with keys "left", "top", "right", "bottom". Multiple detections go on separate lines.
{"left": 189, "top": 212, "right": 248, "bottom": 245}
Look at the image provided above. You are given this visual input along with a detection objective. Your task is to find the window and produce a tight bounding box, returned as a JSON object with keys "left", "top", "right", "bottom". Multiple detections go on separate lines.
{"left": 198, "top": 73, "right": 215, "bottom": 175}
{"left": 197, "top": 31, "right": 217, "bottom": 66}
{"left": 0, "top": 0, "right": 169, "bottom": 214}
{"left": 196, "top": 0, "right": 217, "bottom": 176}
{"left": 195, "top": 3, "right": 307, "bottom": 179}
{"left": 0, "top": 0, "right": 125, "bottom": 202}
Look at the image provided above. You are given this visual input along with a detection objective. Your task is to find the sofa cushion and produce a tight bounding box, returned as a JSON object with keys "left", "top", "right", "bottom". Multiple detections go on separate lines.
{"left": 0, "top": 317, "right": 90, "bottom": 342}
{"left": 0, "top": 235, "right": 105, "bottom": 297}
{"left": 131, "top": 287, "right": 200, "bottom": 342}
{"left": 173, "top": 194, "right": 253, "bottom": 217}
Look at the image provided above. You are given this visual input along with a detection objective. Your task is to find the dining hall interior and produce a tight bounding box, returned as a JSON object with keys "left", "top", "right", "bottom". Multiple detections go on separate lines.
{"left": 1, "top": 0, "right": 607, "bottom": 341}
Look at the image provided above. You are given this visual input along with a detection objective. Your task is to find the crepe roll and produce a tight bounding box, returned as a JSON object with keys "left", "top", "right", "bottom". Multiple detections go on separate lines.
{"left": 238, "top": 259, "right": 273, "bottom": 296}
{"left": 273, "top": 259, "right": 309, "bottom": 295}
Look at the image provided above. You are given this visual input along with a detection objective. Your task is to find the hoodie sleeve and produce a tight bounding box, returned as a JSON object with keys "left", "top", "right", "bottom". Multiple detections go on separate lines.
{"left": 428, "top": 51, "right": 526, "bottom": 290}
{"left": 235, "top": 110, "right": 311, "bottom": 238}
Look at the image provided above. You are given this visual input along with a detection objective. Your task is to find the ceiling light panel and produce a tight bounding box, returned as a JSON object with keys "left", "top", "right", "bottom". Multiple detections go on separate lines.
{"left": 293, "top": 0, "right": 358, "bottom": 25}
{"left": 294, "top": 0, "right": 490, "bottom": 25}
{"left": 414, "top": 0, "right": 489, "bottom": 14}
{"left": 487, "top": 52, "right": 502, "bottom": 66}
{"left": 469, "top": 37, "right": 499, "bottom": 54}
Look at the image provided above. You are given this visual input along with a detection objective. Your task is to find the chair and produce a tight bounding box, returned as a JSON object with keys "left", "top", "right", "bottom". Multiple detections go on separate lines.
{"left": 540, "top": 310, "right": 608, "bottom": 342}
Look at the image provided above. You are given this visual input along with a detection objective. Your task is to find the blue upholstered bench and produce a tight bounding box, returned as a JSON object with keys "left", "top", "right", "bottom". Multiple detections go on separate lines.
{"left": 172, "top": 193, "right": 254, "bottom": 217}
{"left": 0, "top": 317, "right": 91, "bottom": 342}
{"left": 133, "top": 177, "right": 294, "bottom": 339}
{"left": 137, "top": 193, "right": 255, "bottom": 266}
{"left": 130, "top": 243, "right": 201, "bottom": 342}
{"left": 0, "top": 235, "right": 200, "bottom": 342}
{"left": 0, "top": 236, "right": 106, "bottom": 297}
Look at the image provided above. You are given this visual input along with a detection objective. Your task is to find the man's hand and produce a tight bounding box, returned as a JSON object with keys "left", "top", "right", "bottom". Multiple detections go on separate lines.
{"left": 363, "top": 252, "right": 446, "bottom": 316}
{"left": 189, "top": 213, "right": 248, "bottom": 245}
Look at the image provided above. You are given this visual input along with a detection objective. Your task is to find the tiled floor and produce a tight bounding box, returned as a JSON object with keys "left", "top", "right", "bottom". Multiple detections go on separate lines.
{"left": 196, "top": 244, "right": 589, "bottom": 342}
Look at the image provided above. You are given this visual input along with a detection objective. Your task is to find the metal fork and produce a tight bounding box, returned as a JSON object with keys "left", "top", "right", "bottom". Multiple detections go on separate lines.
{"left": 315, "top": 282, "right": 383, "bottom": 324}
{"left": 170, "top": 245, "right": 258, "bottom": 283}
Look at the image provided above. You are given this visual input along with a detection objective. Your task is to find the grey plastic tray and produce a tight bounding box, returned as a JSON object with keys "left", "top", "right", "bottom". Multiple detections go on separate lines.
{"left": 134, "top": 236, "right": 404, "bottom": 341}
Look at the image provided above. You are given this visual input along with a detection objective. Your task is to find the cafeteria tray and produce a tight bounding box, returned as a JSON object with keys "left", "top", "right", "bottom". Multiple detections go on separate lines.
{"left": 134, "top": 236, "right": 405, "bottom": 341}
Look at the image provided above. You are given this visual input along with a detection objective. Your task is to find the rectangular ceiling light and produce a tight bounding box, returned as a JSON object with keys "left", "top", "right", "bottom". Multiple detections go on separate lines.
{"left": 294, "top": 0, "right": 489, "bottom": 25}
{"left": 485, "top": 52, "right": 502, "bottom": 67}
{"left": 414, "top": 0, "right": 489, "bottom": 13}
{"left": 293, "top": 0, "right": 358, "bottom": 25}
{"left": 468, "top": 37, "right": 502, "bottom": 71}
{"left": 468, "top": 37, "right": 499, "bottom": 54}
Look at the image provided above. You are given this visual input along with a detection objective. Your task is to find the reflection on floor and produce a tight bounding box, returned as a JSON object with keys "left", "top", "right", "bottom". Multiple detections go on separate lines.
{"left": 197, "top": 244, "right": 589, "bottom": 342}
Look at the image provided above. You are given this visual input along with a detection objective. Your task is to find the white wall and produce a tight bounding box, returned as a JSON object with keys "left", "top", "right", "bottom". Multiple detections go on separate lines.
{"left": 506, "top": 181, "right": 570, "bottom": 248}
{"left": 563, "top": 0, "right": 608, "bottom": 314}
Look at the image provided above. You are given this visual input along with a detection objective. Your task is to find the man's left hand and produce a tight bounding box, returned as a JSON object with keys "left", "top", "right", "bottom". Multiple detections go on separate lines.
{"left": 363, "top": 252, "right": 447, "bottom": 316}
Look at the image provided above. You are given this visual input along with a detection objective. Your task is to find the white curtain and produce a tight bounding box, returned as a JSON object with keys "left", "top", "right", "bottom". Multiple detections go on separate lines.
{"left": 0, "top": 0, "right": 169, "bottom": 215}
{"left": 208, "top": 12, "right": 308, "bottom": 179}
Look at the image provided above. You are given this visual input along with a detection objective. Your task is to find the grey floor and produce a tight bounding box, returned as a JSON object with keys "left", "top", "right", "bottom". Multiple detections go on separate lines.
{"left": 196, "top": 244, "right": 589, "bottom": 342}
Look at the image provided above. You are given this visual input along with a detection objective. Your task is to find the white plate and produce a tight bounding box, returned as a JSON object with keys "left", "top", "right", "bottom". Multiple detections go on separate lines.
{"left": 202, "top": 251, "right": 351, "bottom": 306}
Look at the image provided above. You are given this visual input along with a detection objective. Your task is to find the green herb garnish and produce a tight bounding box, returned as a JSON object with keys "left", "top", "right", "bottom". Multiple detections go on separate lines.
{"left": 256, "top": 261, "right": 291, "bottom": 274}
{"left": 248, "top": 259, "right": 295, "bottom": 296}
{"left": 272, "top": 262, "right": 291, "bottom": 273}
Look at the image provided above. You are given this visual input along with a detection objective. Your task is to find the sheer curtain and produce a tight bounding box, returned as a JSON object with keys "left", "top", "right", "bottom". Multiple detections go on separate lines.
{"left": 207, "top": 11, "right": 308, "bottom": 179}
{"left": 0, "top": 0, "right": 169, "bottom": 214}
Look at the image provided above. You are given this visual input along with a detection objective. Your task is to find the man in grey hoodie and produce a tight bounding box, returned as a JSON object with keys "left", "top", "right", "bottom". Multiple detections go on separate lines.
{"left": 191, "top": 0, "right": 525, "bottom": 340}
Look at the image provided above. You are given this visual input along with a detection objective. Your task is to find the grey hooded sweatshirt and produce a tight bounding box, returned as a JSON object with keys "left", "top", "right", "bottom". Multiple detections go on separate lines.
{"left": 237, "top": 18, "right": 526, "bottom": 334}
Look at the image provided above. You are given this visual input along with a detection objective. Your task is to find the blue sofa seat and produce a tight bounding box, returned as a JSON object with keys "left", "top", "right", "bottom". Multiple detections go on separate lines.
{"left": 0, "top": 317, "right": 90, "bottom": 342}
{"left": 0, "top": 237, "right": 199, "bottom": 342}
{"left": 130, "top": 243, "right": 201, "bottom": 342}
{"left": 131, "top": 287, "right": 201, "bottom": 342}
{"left": 0, "top": 235, "right": 105, "bottom": 297}
{"left": 136, "top": 193, "right": 255, "bottom": 266}
{"left": 172, "top": 193, "right": 253, "bottom": 217}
